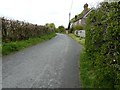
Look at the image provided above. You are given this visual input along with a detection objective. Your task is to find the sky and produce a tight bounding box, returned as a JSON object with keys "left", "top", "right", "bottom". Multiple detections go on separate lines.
{"left": 0, "top": 0, "right": 104, "bottom": 28}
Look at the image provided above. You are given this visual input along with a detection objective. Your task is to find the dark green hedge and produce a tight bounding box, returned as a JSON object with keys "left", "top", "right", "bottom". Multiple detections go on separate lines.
{"left": 85, "top": 2, "right": 120, "bottom": 88}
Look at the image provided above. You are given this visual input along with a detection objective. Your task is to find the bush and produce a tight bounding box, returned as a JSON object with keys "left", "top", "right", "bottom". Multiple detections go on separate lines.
{"left": 57, "top": 25, "right": 65, "bottom": 33}
{"left": 70, "top": 25, "right": 83, "bottom": 33}
{"left": 1, "top": 17, "right": 55, "bottom": 42}
{"left": 85, "top": 2, "right": 120, "bottom": 88}
{"left": 73, "top": 25, "right": 83, "bottom": 30}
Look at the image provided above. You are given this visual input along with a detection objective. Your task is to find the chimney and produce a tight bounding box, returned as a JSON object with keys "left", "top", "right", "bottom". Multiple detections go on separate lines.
{"left": 84, "top": 3, "right": 88, "bottom": 11}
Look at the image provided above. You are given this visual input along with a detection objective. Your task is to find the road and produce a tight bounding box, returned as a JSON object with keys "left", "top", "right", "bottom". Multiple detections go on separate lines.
{"left": 2, "top": 33, "right": 82, "bottom": 88}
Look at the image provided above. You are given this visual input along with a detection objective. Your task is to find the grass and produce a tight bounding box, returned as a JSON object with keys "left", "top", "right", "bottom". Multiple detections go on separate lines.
{"left": 68, "top": 34, "right": 85, "bottom": 46}
{"left": 79, "top": 48, "right": 96, "bottom": 88}
{"left": 2, "top": 33, "right": 56, "bottom": 55}
{"left": 68, "top": 33, "right": 116, "bottom": 88}
{"left": 0, "top": 44, "right": 1, "bottom": 56}
{"left": 68, "top": 33, "right": 96, "bottom": 88}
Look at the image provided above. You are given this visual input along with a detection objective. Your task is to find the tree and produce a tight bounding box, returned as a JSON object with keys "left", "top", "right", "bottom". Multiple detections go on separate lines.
{"left": 57, "top": 25, "right": 65, "bottom": 33}
{"left": 45, "top": 23, "right": 56, "bottom": 30}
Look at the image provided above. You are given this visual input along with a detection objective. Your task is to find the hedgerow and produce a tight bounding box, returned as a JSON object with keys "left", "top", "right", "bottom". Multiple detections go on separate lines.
{"left": 1, "top": 17, "right": 55, "bottom": 42}
{"left": 85, "top": 2, "right": 120, "bottom": 88}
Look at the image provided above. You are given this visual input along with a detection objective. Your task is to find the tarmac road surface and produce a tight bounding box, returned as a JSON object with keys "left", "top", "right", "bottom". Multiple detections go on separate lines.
{"left": 2, "top": 33, "right": 82, "bottom": 88}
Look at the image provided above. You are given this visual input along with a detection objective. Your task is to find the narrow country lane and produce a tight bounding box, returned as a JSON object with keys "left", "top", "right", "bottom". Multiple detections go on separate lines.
{"left": 2, "top": 33, "right": 82, "bottom": 88}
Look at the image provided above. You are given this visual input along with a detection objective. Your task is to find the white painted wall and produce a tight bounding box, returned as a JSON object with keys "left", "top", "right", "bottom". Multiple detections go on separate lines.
{"left": 74, "top": 30, "right": 85, "bottom": 38}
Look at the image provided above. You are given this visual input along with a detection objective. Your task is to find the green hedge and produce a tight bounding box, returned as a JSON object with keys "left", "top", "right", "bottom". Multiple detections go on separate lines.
{"left": 85, "top": 2, "right": 120, "bottom": 88}
{"left": 70, "top": 25, "right": 84, "bottom": 33}
{"left": 1, "top": 17, "right": 55, "bottom": 42}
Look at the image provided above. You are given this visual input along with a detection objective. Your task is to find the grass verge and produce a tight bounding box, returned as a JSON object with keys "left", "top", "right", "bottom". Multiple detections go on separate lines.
{"left": 79, "top": 48, "right": 96, "bottom": 88}
{"left": 68, "top": 33, "right": 96, "bottom": 88}
{"left": 0, "top": 44, "right": 2, "bottom": 56}
{"left": 2, "top": 33, "right": 56, "bottom": 55}
{"left": 68, "top": 34, "right": 85, "bottom": 45}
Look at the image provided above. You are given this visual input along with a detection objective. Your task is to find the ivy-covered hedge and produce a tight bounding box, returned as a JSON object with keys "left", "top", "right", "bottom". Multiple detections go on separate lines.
{"left": 85, "top": 2, "right": 120, "bottom": 88}
{"left": 1, "top": 17, "right": 55, "bottom": 43}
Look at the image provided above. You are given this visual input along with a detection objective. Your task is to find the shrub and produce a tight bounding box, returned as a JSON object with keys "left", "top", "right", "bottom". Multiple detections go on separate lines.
{"left": 85, "top": 2, "right": 120, "bottom": 88}
{"left": 73, "top": 25, "right": 83, "bottom": 30}
{"left": 1, "top": 17, "right": 55, "bottom": 42}
{"left": 57, "top": 25, "right": 65, "bottom": 33}
{"left": 70, "top": 25, "right": 84, "bottom": 33}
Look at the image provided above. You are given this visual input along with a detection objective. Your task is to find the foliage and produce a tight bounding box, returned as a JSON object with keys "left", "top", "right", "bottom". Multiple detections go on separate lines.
{"left": 0, "top": 44, "right": 1, "bottom": 56}
{"left": 70, "top": 25, "right": 84, "bottom": 33}
{"left": 2, "top": 17, "right": 55, "bottom": 42}
{"left": 73, "top": 25, "right": 83, "bottom": 30}
{"left": 2, "top": 33, "right": 56, "bottom": 55}
{"left": 45, "top": 23, "right": 56, "bottom": 30}
{"left": 80, "top": 48, "right": 94, "bottom": 88}
{"left": 56, "top": 25, "right": 65, "bottom": 33}
{"left": 85, "top": 2, "right": 120, "bottom": 88}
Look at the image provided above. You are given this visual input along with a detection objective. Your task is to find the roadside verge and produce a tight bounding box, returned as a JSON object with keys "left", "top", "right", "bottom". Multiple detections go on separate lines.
{"left": 68, "top": 33, "right": 94, "bottom": 88}
{"left": 2, "top": 33, "right": 56, "bottom": 56}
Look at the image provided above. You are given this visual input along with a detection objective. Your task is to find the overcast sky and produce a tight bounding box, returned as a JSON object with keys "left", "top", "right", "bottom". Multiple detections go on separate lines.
{"left": 0, "top": 0, "right": 104, "bottom": 28}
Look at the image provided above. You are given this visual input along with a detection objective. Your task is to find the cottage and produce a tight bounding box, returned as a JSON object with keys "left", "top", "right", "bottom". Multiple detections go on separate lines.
{"left": 70, "top": 3, "right": 93, "bottom": 27}
{"left": 68, "top": 3, "right": 94, "bottom": 36}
